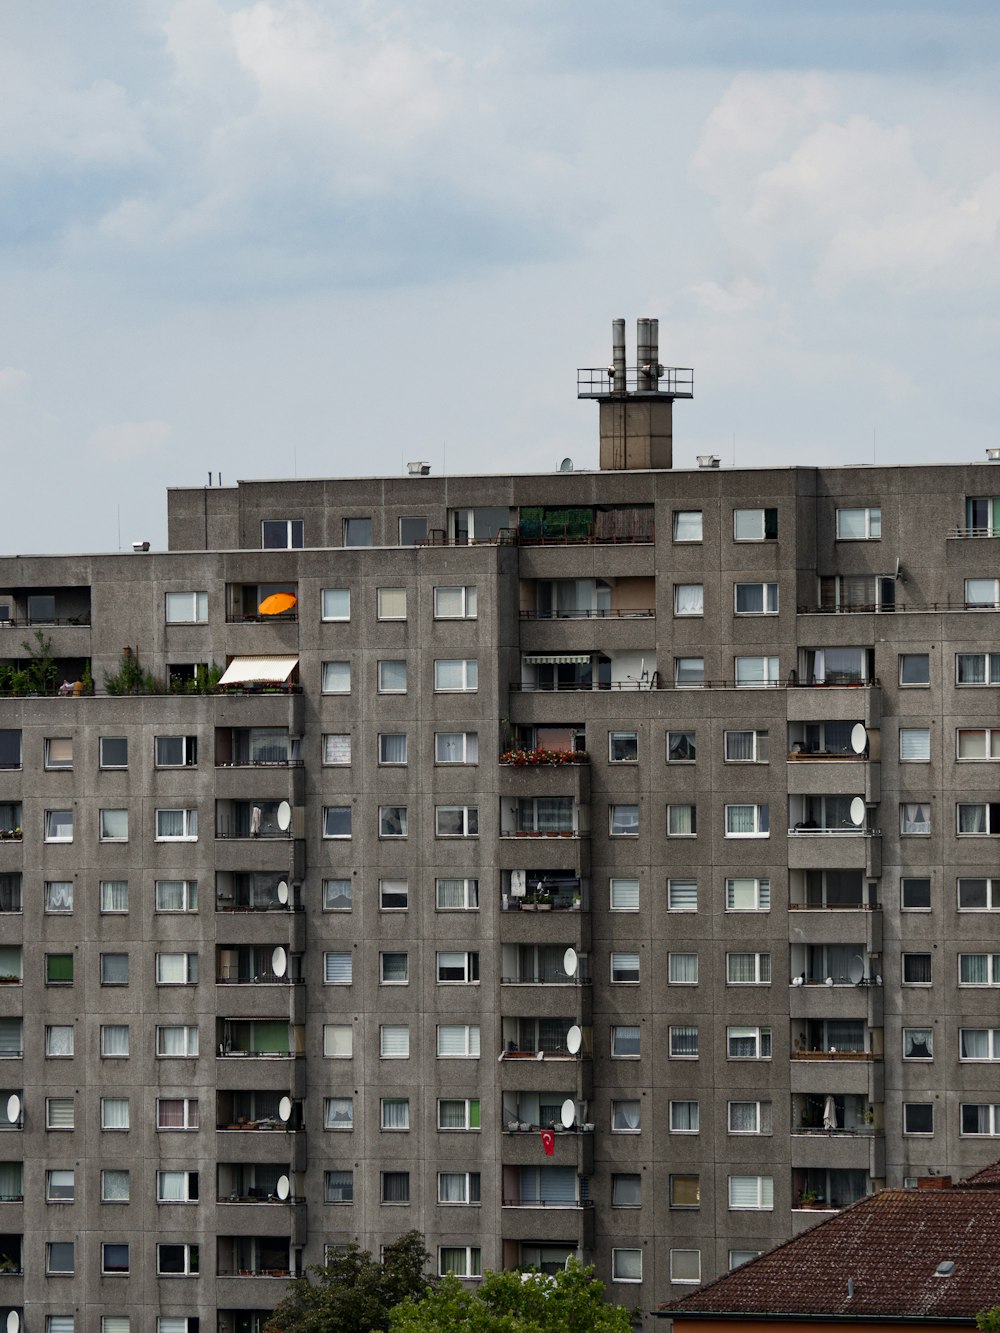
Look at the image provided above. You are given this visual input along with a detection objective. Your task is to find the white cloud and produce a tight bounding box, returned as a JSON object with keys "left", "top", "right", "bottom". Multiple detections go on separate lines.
{"left": 90, "top": 419, "right": 170, "bottom": 463}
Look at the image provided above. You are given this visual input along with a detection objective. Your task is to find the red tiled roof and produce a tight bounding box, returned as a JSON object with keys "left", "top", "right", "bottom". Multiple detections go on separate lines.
{"left": 661, "top": 1184, "right": 1000, "bottom": 1321}
{"left": 958, "top": 1159, "right": 1000, "bottom": 1187}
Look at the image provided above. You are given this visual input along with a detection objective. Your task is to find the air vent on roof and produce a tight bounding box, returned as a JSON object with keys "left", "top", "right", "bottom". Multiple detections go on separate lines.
{"left": 697, "top": 455, "right": 720, "bottom": 469}
{"left": 132, "top": 540, "right": 151, "bottom": 553}
{"left": 987, "top": 449, "right": 1000, "bottom": 462}
{"left": 934, "top": 1261, "right": 956, "bottom": 1278}
{"left": 406, "top": 461, "right": 431, "bottom": 476}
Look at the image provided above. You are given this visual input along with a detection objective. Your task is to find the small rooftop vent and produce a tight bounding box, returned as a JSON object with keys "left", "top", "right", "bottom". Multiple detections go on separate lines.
{"left": 934, "top": 1261, "right": 956, "bottom": 1279}
{"left": 406, "top": 461, "right": 431, "bottom": 476}
{"left": 697, "top": 454, "right": 721, "bottom": 469}
{"left": 987, "top": 448, "right": 1000, "bottom": 462}
{"left": 132, "top": 540, "right": 151, "bottom": 553}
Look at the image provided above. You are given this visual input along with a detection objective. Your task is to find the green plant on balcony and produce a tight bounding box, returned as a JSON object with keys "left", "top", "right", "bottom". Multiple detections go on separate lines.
{"left": 500, "top": 747, "right": 589, "bottom": 767}
{"left": 104, "top": 645, "right": 163, "bottom": 695}
{"left": 22, "top": 630, "right": 58, "bottom": 694}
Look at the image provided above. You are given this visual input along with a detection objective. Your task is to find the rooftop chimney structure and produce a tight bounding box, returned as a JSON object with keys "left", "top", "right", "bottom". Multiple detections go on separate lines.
{"left": 578, "top": 317, "right": 693, "bottom": 470}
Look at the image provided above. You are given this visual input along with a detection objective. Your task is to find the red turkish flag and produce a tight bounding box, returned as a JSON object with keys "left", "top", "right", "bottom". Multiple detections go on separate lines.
{"left": 540, "top": 1129, "right": 555, "bottom": 1155}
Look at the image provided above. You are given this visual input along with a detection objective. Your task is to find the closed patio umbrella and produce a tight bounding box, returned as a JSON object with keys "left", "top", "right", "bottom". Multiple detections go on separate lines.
{"left": 823, "top": 1095, "right": 838, "bottom": 1130}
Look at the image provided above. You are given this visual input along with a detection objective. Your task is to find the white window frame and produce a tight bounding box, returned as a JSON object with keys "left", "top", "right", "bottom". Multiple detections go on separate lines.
{"left": 379, "top": 879, "right": 408, "bottom": 911}
{"left": 322, "top": 806, "right": 352, "bottom": 839}
{"left": 734, "top": 582, "right": 779, "bottom": 615}
{"left": 673, "top": 583, "right": 704, "bottom": 616}
{"left": 377, "top": 659, "right": 407, "bottom": 693}
{"left": 610, "top": 877, "right": 639, "bottom": 911}
{"left": 727, "top": 1026, "right": 772, "bottom": 1059}
{"left": 323, "top": 1024, "right": 353, "bottom": 1058}
{"left": 380, "top": 951, "right": 409, "bottom": 985}
{"left": 155, "top": 1097, "right": 199, "bottom": 1130}
{"left": 155, "top": 952, "right": 198, "bottom": 985}
{"left": 726, "top": 952, "right": 771, "bottom": 984}
{"left": 44, "top": 809, "right": 73, "bottom": 843}
{"left": 899, "top": 653, "right": 930, "bottom": 686}
{"left": 674, "top": 657, "right": 704, "bottom": 687}
{"left": 957, "top": 652, "right": 1000, "bottom": 685}
{"left": 900, "top": 727, "right": 931, "bottom": 761}
{"left": 379, "top": 1024, "right": 410, "bottom": 1058}
{"left": 960, "top": 1103, "right": 1000, "bottom": 1136}
{"left": 154, "top": 879, "right": 197, "bottom": 913}
{"left": 438, "top": 1246, "right": 481, "bottom": 1278}
{"left": 154, "top": 808, "right": 198, "bottom": 841}
{"left": 959, "top": 877, "right": 1000, "bottom": 910}
{"left": 45, "top": 1096, "right": 74, "bottom": 1130}
{"left": 437, "top": 1097, "right": 480, "bottom": 1130}
{"left": 436, "top": 877, "right": 479, "bottom": 910}
{"left": 99, "top": 808, "right": 129, "bottom": 842}
{"left": 611, "top": 1025, "right": 641, "bottom": 1058}
{"left": 836, "top": 507, "right": 881, "bottom": 540}
{"left": 323, "top": 952, "right": 353, "bottom": 985}
{"left": 433, "top": 585, "right": 478, "bottom": 619}
{"left": 379, "top": 805, "right": 408, "bottom": 838}
{"left": 100, "top": 1097, "right": 130, "bottom": 1130}
{"left": 672, "top": 510, "right": 703, "bottom": 542}
{"left": 154, "top": 735, "right": 197, "bottom": 767}
{"left": 612, "top": 1249, "right": 642, "bottom": 1283}
{"left": 667, "top": 804, "right": 697, "bottom": 837}
{"left": 734, "top": 506, "right": 778, "bottom": 541}
{"left": 434, "top": 658, "right": 478, "bottom": 692}
{"left": 669, "top": 1100, "right": 699, "bottom": 1133}
{"left": 165, "top": 591, "right": 208, "bottom": 624}
{"left": 609, "top": 731, "right": 639, "bottom": 763}
{"left": 668, "top": 879, "right": 698, "bottom": 911}
{"left": 323, "top": 1096, "right": 354, "bottom": 1131}
{"left": 321, "top": 660, "right": 351, "bottom": 694}
{"left": 261, "top": 518, "right": 303, "bottom": 549}
{"left": 611, "top": 951, "right": 640, "bottom": 983}
{"left": 724, "top": 804, "right": 770, "bottom": 837}
{"left": 381, "top": 1098, "right": 410, "bottom": 1131}
{"left": 903, "top": 1102, "right": 934, "bottom": 1136}
{"left": 612, "top": 1099, "right": 641, "bottom": 1132}
{"left": 155, "top": 1243, "right": 199, "bottom": 1276}
{"left": 436, "top": 1023, "right": 480, "bottom": 1058}
{"left": 435, "top": 805, "right": 478, "bottom": 837}
{"left": 610, "top": 804, "right": 639, "bottom": 837}
{"left": 728, "top": 1100, "right": 771, "bottom": 1134}
{"left": 726, "top": 877, "right": 770, "bottom": 911}
{"left": 320, "top": 588, "right": 350, "bottom": 621}
{"left": 668, "top": 953, "right": 698, "bottom": 985}
{"left": 959, "top": 953, "right": 1000, "bottom": 986}
{"left": 669, "top": 1025, "right": 699, "bottom": 1059}
{"left": 376, "top": 587, "right": 407, "bottom": 621}
{"left": 965, "top": 577, "right": 1000, "bottom": 609}
{"left": 155, "top": 1025, "right": 200, "bottom": 1057}
{"left": 434, "top": 731, "right": 478, "bottom": 764}
{"left": 436, "top": 951, "right": 479, "bottom": 985}
{"left": 670, "top": 1249, "right": 702, "bottom": 1285}
{"left": 728, "top": 1174, "right": 774, "bottom": 1210}
{"left": 957, "top": 729, "right": 1000, "bottom": 760}
{"left": 734, "top": 656, "right": 780, "bottom": 687}
{"left": 437, "top": 1170, "right": 480, "bottom": 1204}
{"left": 323, "top": 733, "right": 352, "bottom": 766}
{"left": 44, "top": 737, "right": 73, "bottom": 770}
{"left": 957, "top": 803, "right": 1000, "bottom": 835}
{"left": 156, "top": 1169, "right": 198, "bottom": 1202}
{"left": 724, "top": 729, "right": 768, "bottom": 763}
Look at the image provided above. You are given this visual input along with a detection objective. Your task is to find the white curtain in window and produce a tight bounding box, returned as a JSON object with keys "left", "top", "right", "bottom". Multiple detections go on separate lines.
{"left": 324, "top": 1098, "right": 353, "bottom": 1129}
{"left": 670, "top": 956, "right": 697, "bottom": 984}
{"left": 610, "top": 878, "right": 639, "bottom": 909}
{"left": 102, "top": 1170, "right": 129, "bottom": 1201}
{"left": 729, "top": 1102, "right": 759, "bottom": 1132}
{"left": 961, "top": 1029, "right": 989, "bottom": 1059}
{"left": 904, "top": 1029, "right": 932, "bottom": 1058}
{"left": 673, "top": 511, "right": 702, "bottom": 541}
{"left": 102, "top": 1098, "right": 129, "bottom": 1129}
{"left": 960, "top": 955, "right": 990, "bottom": 985}
{"left": 101, "top": 809, "right": 128, "bottom": 839}
{"left": 100, "top": 880, "right": 128, "bottom": 911}
{"left": 958, "top": 805, "right": 986, "bottom": 833}
{"left": 0, "top": 1162, "right": 22, "bottom": 1197}
{"left": 46, "top": 1026, "right": 73, "bottom": 1056}
{"left": 668, "top": 805, "right": 695, "bottom": 835}
{"left": 46, "top": 881, "right": 73, "bottom": 911}
{"left": 438, "top": 1172, "right": 467, "bottom": 1203}
{"left": 726, "top": 731, "right": 754, "bottom": 761}
{"left": 382, "top": 1099, "right": 409, "bottom": 1129}
{"left": 900, "top": 729, "right": 931, "bottom": 761}
{"left": 613, "top": 1026, "right": 641, "bottom": 1056}
{"left": 102, "top": 1026, "right": 129, "bottom": 1056}
{"left": 158, "top": 1026, "right": 196, "bottom": 1057}
{"left": 322, "top": 661, "right": 350, "bottom": 692}
{"left": 727, "top": 806, "right": 755, "bottom": 834}
{"left": 613, "top": 1101, "right": 641, "bottom": 1130}
{"left": 728, "top": 955, "right": 757, "bottom": 984}
{"left": 46, "top": 810, "right": 72, "bottom": 839}
{"left": 379, "top": 734, "right": 407, "bottom": 763}
{"left": 675, "top": 585, "right": 704, "bottom": 615}
{"left": 437, "top": 1025, "right": 474, "bottom": 1056}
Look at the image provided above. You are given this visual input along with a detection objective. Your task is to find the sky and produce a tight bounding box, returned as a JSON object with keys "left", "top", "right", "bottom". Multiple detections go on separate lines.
{"left": 2, "top": 0, "right": 1000, "bottom": 552}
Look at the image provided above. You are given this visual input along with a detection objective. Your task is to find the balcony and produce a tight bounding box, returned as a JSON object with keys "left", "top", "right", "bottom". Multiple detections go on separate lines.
{"left": 788, "top": 795, "right": 875, "bottom": 838}
{"left": 216, "top": 873, "right": 301, "bottom": 913}
{"left": 0, "top": 1235, "right": 21, "bottom": 1277}
{"left": 217, "top": 1237, "right": 295, "bottom": 1278}
{"left": 791, "top": 1093, "right": 874, "bottom": 1137}
{"left": 217, "top": 1091, "right": 302, "bottom": 1133}
{"left": 501, "top": 945, "right": 590, "bottom": 986}
{"left": 0, "top": 589, "right": 91, "bottom": 628}
{"left": 788, "top": 869, "right": 870, "bottom": 912}
{"left": 516, "top": 651, "right": 656, "bottom": 692}
{"left": 516, "top": 502, "right": 656, "bottom": 544}
{"left": 216, "top": 1021, "right": 303, "bottom": 1059}
{"left": 216, "top": 728, "right": 301, "bottom": 767}
{"left": 792, "top": 1167, "right": 872, "bottom": 1214}
{"left": 791, "top": 1021, "right": 882, "bottom": 1061}
{"left": 217, "top": 1165, "right": 301, "bottom": 1204}
{"left": 216, "top": 947, "right": 302, "bottom": 986}
{"left": 500, "top": 797, "right": 587, "bottom": 840}
{"left": 500, "top": 1018, "right": 591, "bottom": 1061}
{"left": 216, "top": 801, "right": 293, "bottom": 840}
{"left": 225, "top": 583, "right": 298, "bottom": 624}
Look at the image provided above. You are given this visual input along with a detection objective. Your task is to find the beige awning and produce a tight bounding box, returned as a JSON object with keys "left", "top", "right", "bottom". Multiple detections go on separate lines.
{"left": 523, "top": 654, "right": 591, "bottom": 665}
{"left": 219, "top": 656, "right": 298, "bottom": 686}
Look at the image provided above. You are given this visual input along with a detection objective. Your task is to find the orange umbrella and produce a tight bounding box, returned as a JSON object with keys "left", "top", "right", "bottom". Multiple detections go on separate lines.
{"left": 258, "top": 592, "right": 297, "bottom": 616}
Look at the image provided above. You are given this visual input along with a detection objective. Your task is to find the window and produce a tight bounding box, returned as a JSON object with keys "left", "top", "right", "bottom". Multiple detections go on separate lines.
{"left": 958, "top": 877, "right": 1000, "bottom": 909}
{"left": 377, "top": 733, "right": 406, "bottom": 765}
{"left": 46, "top": 1169, "right": 73, "bottom": 1202}
{"left": 904, "top": 1103, "right": 934, "bottom": 1135}
{"left": 903, "top": 953, "right": 932, "bottom": 984}
{"left": 45, "top": 809, "right": 73, "bottom": 842}
{"left": 155, "top": 734, "right": 197, "bottom": 767}
{"left": 45, "top": 737, "right": 73, "bottom": 770}
{"left": 434, "top": 586, "right": 478, "bottom": 619}
{"left": 100, "top": 880, "right": 129, "bottom": 913}
{"left": 435, "top": 731, "right": 478, "bottom": 764}
{"left": 667, "top": 804, "right": 697, "bottom": 836}
{"left": 728, "top": 1026, "right": 772, "bottom": 1059}
{"left": 0, "top": 731, "right": 19, "bottom": 770}
{"left": 100, "top": 953, "right": 129, "bottom": 986}
{"left": 343, "top": 517, "right": 372, "bottom": 546}
{"left": 382, "top": 1171, "right": 410, "bottom": 1204}
{"left": 156, "top": 1026, "right": 199, "bottom": 1057}
{"left": 46, "top": 1096, "right": 74, "bottom": 1130}
{"left": 437, "top": 1024, "right": 479, "bottom": 1058}
{"left": 727, "top": 952, "right": 771, "bottom": 984}
{"left": 45, "top": 1025, "right": 74, "bottom": 1057}
{"left": 667, "top": 730, "right": 696, "bottom": 762}
{"left": 958, "top": 803, "right": 1000, "bottom": 834}
{"left": 609, "top": 731, "right": 638, "bottom": 762}
{"left": 100, "top": 1025, "right": 130, "bottom": 1057}
{"left": 671, "top": 1250, "right": 702, "bottom": 1285}
{"left": 399, "top": 515, "right": 428, "bottom": 546}
{"left": 610, "top": 878, "right": 639, "bottom": 911}
{"left": 670, "top": 1026, "right": 699, "bottom": 1058}
{"left": 381, "top": 1025, "right": 411, "bottom": 1058}
{"left": 439, "top": 1247, "right": 481, "bottom": 1278}
{"left": 674, "top": 657, "right": 704, "bottom": 687}
{"left": 674, "top": 583, "right": 704, "bottom": 616}
{"left": 961, "top": 1029, "right": 1000, "bottom": 1061}
{"left": 262, "top": 518, "right": 303, "bottom": 548}
{"left": 900, "top": 653, "right": 929, "bottom": 685}
{"left": 324, "top": 953, "right": 353, "bottom": 985}
{"left": 324, "top": 1024, "right": 353, "bottom": 1058}
{"left": 0, "top": 1017, "right": 20, "bottom": 1058}
{"left": 725, "top": 804, "right": 769, "bottom": 836}
{"left": 729, "top": 1175, "right": 774, "bottom": 1210}
{"left": 668, "top": 879, "right": 698, "bottom": 911}
{"left": 960, "top": 953, "right": 1000, "bottom": 985}
{"left": 966, "top": 578, "right": 1000, "bottom": 609}
{"left": 670, "top": 1174, "right": 700, "bottom": 1208}
{"left": 958, "top": 729, "right": 1000, "bottom": 760}
{"left": 435, "top": 805, "right": 478, "bottom": 837}
{"left": 47, "top": 1319, "right": 73, "bottom": 1333}
{"left": 670, "top": 1101, "right": 700, "bottom": 1133}
{"left": 673, "top": 510, "right": 703, "bottom": 541}
{"left": 155, "top": 808, "right": 198, "bottom": 840}
{"left": 379, "top": 805, "right": 408, "bottom": 838}
{"left": 734, "top": 506, "right": 778, "bottom": 541}
{"left": 900, "top": 802, "right": 931, "bottom": 835}
{"left": 434, "top": 658, "right": 478, "bottom": 691}
{"left": 735, "top": 655, "right": 780, "bottom": 687}
{"left": 611, "top": 951, "right": 640, "bottom": 983}
{"left": 900, "top": 728, "right": 931, "bottom": 761}
{"left": 156, "top": 953, "right": 198, "bottom": 985}
{"left": 155, "top": 879, "right": 197, "bottom": 912}
{"left": 438, "top": 1098, "right": 480, "bottom": 1130}
{"left": 377, "top": 587, "right": 407, "bottom": 620}
{"left": 437, "top": 951, "right": 479, "bottom": 984}
{"left": 323, "top": 806, "right": 351, "bottom": 838}
{"left": 156, "top": 1098, "right": 199, "bottom": 1129}
{"left": 903, "top": 1027, "right": 933, "bottom": 1060}
{"left": 381, "top": 1098, "right": 410, "bottom": 1130}
{"left": 46, "top": 954, "right": 73, "bottom": 986}
{"left": 323, "top": 734, "right": 352, "bottom": 765}
{"left": 961, "top": 1104, "right": 1000, "bottom": 1135}
{"left": 46, "top": 1242, "right": 74, "bottom": 1275}
{"left": 836, "top": 507, "right": 881, "bottom": 540}
{"left": 377, "top": 659, "right": 407, "bottom": 693}
{"left": 902, "top": 877, "right": 932, "bottom": 910}
{"left": 610, "top": 804, "right": 639, "bottom": 836}
{"left": 612, "top": 1249, "right": 642, "bottom": 1283}
{"left": 323, "top": 1097, "right": 353, "bottom": 1131}
{"left": 725, "top": 729, "right": 768, "bottom": 762}
{"left": 165, "top": 591, "right": 207, "bottom": 623}
{"left": 157, "top": 1170, "right": 199, "bottom": 1201}
{"left": 321, "top": 588, "right": 350, "bottom": 621}
{"left": 321, "top": 660, "right": 351, "bottom": 693}
{"left": 735, "top": 582, "right": 778, "bottom": 614}
{"left": 320, "top": 878, "right": 351, "bottom": 912}
{"left": 612, "top": 1025, "right": 641, "bottom": 1057}
{"left": 44, "top": 880, "right": 72, "bottom": 913}
{"left": 957, "top": 652, "right": 1000, "bottom": 685}
{"left": 728, "top": 1101, "right": 772, "bottom": 1134}
{"left": 101, "top": 1169, "right": 130, "bottom": 1202}
{"left": 436, "top": 877, "right": 479, "bottom": 909}
{"left": 101, "top": 1097, "right": 130, "bottom": 1130}
{"left": 381, "top": 952, "right": 409, "bottom": 985}
{"left": 669, "top": 953, "right": 698, "bottom": 984}
{"left": 612, "top": 1099, "right": 641, "bottom": 1132}
{"left": 156, "top": 1243, "right": 199, "bottom": 1275}
{"left": 99, "top": 808, "right": 128, "bottom": 841}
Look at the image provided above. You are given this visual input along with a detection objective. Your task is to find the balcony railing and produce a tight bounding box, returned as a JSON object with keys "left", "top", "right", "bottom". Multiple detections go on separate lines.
{"left": 216, "top": 760, "right": 303, "bottom": 769}
{"left": 216, "top": 970, "right": 301, "bottom": 986}
{"left": 789, "top": 825, "right": 879, "bottom": 836}
{"left": 788, "top": 903, "right": 875, "bottom": 911}
{"left": 219, "top": 1192, "right": 299, "bottom": 1205}
{"left": 225, "top": 613, "right": 298, "bottom": 625}
{"left": 504, "top": 1122, "right": 595, "bottom": 1134}
{"left": 512, "top": 678, "right": 657, "bottom": 692}
{"left": 215, "top": 827, "right": 292, "bottom": 841}
{"left": 501, "top": 971, "right": 591, "bottom": 986}
{"left": 502, "top": 1197, "right": 593, "bottom": 1209}
{"left": 500, "top": 1046, "right": 585, "bottom": 1061}
{"left": 790, "top": 1050, "right": 876, "bottom": 1061}
{"left": 791, "top": 1126, "right": 875, "bottom": 1137}
{"left": 519, "top": 609, "right": 654, "bottom": 620}
{"left": 502, "top": 898, "right": 582, "bottom": 913}
{"left": 218, "top": 1267, "right": 299, "bottom": 1279}
{"left": 950, "top": 527, "right": 1000, "bottom": 539}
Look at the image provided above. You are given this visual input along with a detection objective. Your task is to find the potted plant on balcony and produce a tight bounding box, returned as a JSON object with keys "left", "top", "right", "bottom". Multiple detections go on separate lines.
{"left": 535, "top": 888, "right": 552, "bottom": 912}
{"left": 798, "top": 1189, "right": 824, "bottom": 1209}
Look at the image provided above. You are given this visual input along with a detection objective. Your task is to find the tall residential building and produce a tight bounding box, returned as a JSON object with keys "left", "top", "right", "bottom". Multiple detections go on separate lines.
{"left": 2, "top": 318, "right": 1000, "bottom": 1330}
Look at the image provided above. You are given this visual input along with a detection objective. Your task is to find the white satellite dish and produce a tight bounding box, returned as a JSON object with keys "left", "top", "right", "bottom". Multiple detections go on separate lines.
{"left": 559, "top": 457, "right": 574, "bottom": 472}
{"left": 849, "top": 797, "right": 866, "bottom": 826}
{"left": 849, "top": 955, "right": 865, "bottom": 985}
{"left": 277, "top": 880, "right": 289, "bottom": 905}
{"left": 850, "top": 724, "right": 867, "bottom": 754}
{"left": 5, "top": 1094, "right": 20, "bottom": 1125}
{"left": 271, "top": 946, "right": 287, "bottom": 978}
{"left": 7, "top": 1311, "right": 19, "bottom": 1333}
{"left": 566, "top": 1025, "right": 582, "bottom": 1055}
{"left": 276, "top": 1174, "right": 290, "bottom": 1200}
{"left": 276, "top": 800, "right": 291, "bottom": 831}
{"left": 560, "top": 1098, "right": 576, "bottom": 1129}
{"left": 563, "top": 948, "right": 578, "bottom": 977}
{"left": 278, "top": 1096, "right": 292, "bottom": 1123}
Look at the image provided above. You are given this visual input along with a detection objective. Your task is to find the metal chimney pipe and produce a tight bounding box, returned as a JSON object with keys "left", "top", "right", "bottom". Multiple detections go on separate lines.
{"left": 649, "top": 317, "right": 659, "bottom": 368}
{"left": 612, "top": 318, "right": 626, "bottom": 392}
{"left": 637, "top": 317, "right": 653, "bottom": 390}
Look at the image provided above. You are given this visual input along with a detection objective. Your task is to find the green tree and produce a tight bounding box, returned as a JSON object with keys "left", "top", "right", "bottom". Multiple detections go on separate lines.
{"left": 264, "top": 1232, "right": 434, "bottom": 1333}
{"left": 976, "top": 1309, "right": 1000, "bottom": 1333}
{"left": 389, "top": 1259, "right": 633, "bottom": 1333}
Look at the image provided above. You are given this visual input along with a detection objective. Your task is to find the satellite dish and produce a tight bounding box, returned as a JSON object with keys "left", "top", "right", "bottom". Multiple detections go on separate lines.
{"left": 560, "top": 1098, "right": 576, "bottom": 1129}
{"left": 849, "top": 955, "right": 865, "bottom": 985}
{"left": 825, "top": 976, "right": 834, "bottom": 986}
{"left": 7, "top": 1311, "right": 19, "bottom": 1333}
{"left": 6, "top": 1094, "right": 20, "bottom": 1124}
{"left": 271, "top": 946, "right": 287, "bottom": 978}
{"left": 276, "top": 801, "right": 291, "bottom": 831}
{"left": 566, "top": 1025, "right": 582, "bottom": 1055}
{"left": 563, "top": 948, "right": 578, "bottom": 977}
{"left": 276, "top": 1174, "right": 290, "bottom": 1200}
{"left": 559, "top": 458, "right": 574, "bottom": 472}
{"left": 278, "top": 1096, "right": 292, "bottom": 1123}
{"left": 277, "top": 880, "right": 289, "bottom": 905}
{"left": 851, "top": 724, "right": 867, "bottom": 754}
{"left": 849, "top": 797, "right": 866, "bottom": 827}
